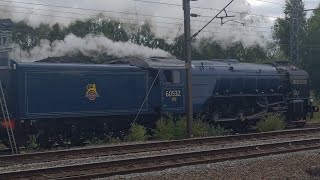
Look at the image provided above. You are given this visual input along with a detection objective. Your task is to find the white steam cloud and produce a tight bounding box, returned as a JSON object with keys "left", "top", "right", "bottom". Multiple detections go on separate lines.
{"left": 11, "top": 34, "right": 171, "bottom": 62}
{"left": 2, "top": 0, "right": 273, "bottom": 61}
{"left": 1, "top": 0, "right": 270, "bottom": 40}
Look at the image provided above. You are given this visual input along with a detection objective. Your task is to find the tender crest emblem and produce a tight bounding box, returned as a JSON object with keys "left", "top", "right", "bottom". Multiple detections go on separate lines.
{"left": 85, "top": 84, "right": 100, "bottom": 101}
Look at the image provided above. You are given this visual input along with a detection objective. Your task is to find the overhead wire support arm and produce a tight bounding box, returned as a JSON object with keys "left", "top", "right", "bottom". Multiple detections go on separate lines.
{"left": 217, "top": 9, "right": 235, "bottom": 25}
{"left": 221, "top": 19, "right": 244, "bottom": 26}
{"left": 191, "top": 0, "right": 235, "bottom": 39}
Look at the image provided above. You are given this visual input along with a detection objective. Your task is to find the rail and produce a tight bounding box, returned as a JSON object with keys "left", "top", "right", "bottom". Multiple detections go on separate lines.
{"left": 1, "top": 127, "right": 320, "bottom": 167}
{"left": 1, "top": 138, "right": 320, "bottom": 179}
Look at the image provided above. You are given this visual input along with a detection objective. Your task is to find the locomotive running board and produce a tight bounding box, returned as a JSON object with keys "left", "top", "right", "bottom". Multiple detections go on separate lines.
{"left": 215, "top": 110, "right": 268, "bottom": 122}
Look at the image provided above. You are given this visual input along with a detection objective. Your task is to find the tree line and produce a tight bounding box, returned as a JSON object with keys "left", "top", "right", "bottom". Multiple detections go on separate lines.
{"left": 11, "top": 18, "right": 280, "bottom": 63}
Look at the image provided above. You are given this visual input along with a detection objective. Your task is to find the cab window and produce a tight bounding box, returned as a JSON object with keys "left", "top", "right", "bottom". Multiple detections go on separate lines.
{"left": 164, "top": 70, "right": 181, "bottom": 84}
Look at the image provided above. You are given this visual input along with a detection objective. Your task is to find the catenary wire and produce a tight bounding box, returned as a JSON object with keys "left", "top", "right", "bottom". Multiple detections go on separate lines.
{"left": 0, "top": 0, "right": 283, "bottom": 22}
{"left": 0, "top": 6, "right": 274, "bottom": 32}
{"left": 0, "top": 1, "right": 276, "bottom": 27}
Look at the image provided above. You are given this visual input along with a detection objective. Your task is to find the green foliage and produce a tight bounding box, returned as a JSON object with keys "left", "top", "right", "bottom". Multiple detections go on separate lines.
{"left": 11, "top": 17, "right": 276, "bottom": 65}
{"left": 66, "top": 18, "right": 129, "bottom": 42}
{"left": 256, "top": 114, "right": 286, "bottom": 132}
{"left": 154, "top": 116, "right": 175, "bottom": 140}
{"left": 193, "top": 115, "right": 230, "bottom": 137}
{"left": 154, "top": 115, "right": 229, "bottom": 140}
{"left": 12, "top": 18, "right": 131, "bottom": 52}
{"left": 226, "top": 42, "right": 246, "bottom": 60}
{"left": 26, "top": 135, "right": 38, "bottom": 151}
{"left": 127, "top": 123, "right": 148, "bottom": 142}
{"left": 108, "top": 137, "right": 122, "bottom": 144}
{"left": 0, "top": 143, "right": 5, "bottom": 150}
{"left": 272, "top": 0, "right": 320, "bottom": 94}
{"left": 243, "top": 44, "right": 269, "bottom": 63}
{"left": 12, "top": 21, "right": 39, "bottom": 51}
{"left": 130, "top": 23, "right": 155, "bottom": 46}
{"left": 192, "top": 38, "right": 274, "bottom": 63}
{"left": 174, "top": 116, "right": 188, "bottom": 139}
{"left": 310, "top": 93, "right": 320, "bottom": 122}
{"left": 195, "top": 38, "right": 226, "bottom": 60}
{"left": 303, "top": 7, "right": 320, "bottom": 93}
{"left": 90, "top": 137, "right": 107, "bottom": 145}
{"left": 273, "top": 18, "right": 290, "bottom": 57}
{"left": 49, "top": 23, "right": 66, "bottom": 43}
{"left": 208, "top": 125, "right": 230, "bottom": 137}
{"left": 192, "top": 117, "right": 210, "bottom": 137}
{"left": 273, "top": 0, "right": 306, "bottom": 58}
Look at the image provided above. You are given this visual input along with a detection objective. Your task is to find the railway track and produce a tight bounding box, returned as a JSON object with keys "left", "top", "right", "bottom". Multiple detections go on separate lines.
{"left": 1, "top": 138, "right": 320, "bottom": 179}
{"left": 0, "top": 148, "right": 10, "bottom": 156}
{"left": 1, "top": 127, "right": 320, "bottom": 167}
{"left": 305, "top": 122, "right": 320, "bottom": 128}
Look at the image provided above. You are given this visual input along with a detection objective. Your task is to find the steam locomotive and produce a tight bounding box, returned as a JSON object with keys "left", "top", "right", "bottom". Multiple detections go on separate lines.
{"left": 0, "top": 57, "right": 318, "bottom": 148}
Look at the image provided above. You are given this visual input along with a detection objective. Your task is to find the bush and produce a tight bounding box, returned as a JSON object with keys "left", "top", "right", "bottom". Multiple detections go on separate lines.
{"left": 0, "top": 143, "right": 5, "bottom": 150}
{"left": 192, "top": 118, "right": 210, "bottom": 137}
{"left": 26, "top": 135, "right": 38, "bottom": 151}
{"left": 108, "top": 137, "right": 122, "bottom": 144}
{"left": 154, "top": 116, "right": 175, "bottom": 140}
{"left": 208, "top": 125, "right": 230, "bottom": 136}
{"left": 91, "top": 137, "right": 107, "bottom": 145}
{"left": 193, "top": 115, "right": 229, "bottom": 137}
{"left": 174, "top": 116, "right": 187, "bottom": 139}
{"left": 154, "top": 115, "right": 188, "bottom": 140}
{"left": 311, "top": 94, "right": 320, "bottom": 122}
{"left": 256, "top": 114, "right": 286, "bottom": 132}
{"left": 127, "top": 123, "right": 148, "bottom": 142}
{"left": 154, "top": 115, "right": 230, "bottom": 140}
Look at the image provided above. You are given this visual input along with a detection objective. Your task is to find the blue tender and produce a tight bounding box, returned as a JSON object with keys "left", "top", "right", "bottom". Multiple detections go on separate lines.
{"left": 14, "top": 62, "right": 151, "bottom": 119}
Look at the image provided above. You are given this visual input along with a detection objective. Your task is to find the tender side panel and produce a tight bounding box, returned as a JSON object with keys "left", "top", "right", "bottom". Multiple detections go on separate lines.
{"left": 18, "top": 70, "right": 148, "bottom": 119}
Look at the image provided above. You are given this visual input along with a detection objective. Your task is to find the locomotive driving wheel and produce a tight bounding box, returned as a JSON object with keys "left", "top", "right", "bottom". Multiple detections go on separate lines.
{"left": 37, "top": 130, "right": 54, "bottom": 148}
{"left": 204, "top": 100, "right": 224, "bottom": 123}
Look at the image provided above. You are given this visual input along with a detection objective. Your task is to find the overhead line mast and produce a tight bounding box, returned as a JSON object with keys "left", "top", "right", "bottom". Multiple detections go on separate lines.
{"left": 182, "top": 0, "right": 193, "bottom": 138}
{"left": 182, "top": 0, "right": 235, "bottom": 138}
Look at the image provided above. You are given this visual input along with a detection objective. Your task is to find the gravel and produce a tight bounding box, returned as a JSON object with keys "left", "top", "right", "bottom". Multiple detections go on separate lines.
{"left": 103, "top": 149, "right": 320, "bottom": 180}
{"left": 1, "top": 133, "right": 320, "bottom": 173}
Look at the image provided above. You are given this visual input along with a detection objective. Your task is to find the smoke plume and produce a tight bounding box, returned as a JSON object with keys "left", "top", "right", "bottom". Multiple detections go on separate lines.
{"left": 2, "top": 0, "right": 273, "bottom": 61}
{"left": 0, "top": 0, "right": 269, "bottom": 39}
{"left": 11, "top": 34, "right": 171, "bottom": 62}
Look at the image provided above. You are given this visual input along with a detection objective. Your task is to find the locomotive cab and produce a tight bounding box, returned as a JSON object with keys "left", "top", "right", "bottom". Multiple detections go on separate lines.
{"left": 107, "top": 57, "right": 186, "bottom": 114}
{"left": 160, "top": 69, "right": 185, "bottom": 113}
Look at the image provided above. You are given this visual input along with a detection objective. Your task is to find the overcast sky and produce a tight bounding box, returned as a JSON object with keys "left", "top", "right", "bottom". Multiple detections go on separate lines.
{"left": 2, "top": 0, "right": 320, "bottom": 45}
{"left": 243, "top": 0, "right": 320, "bottom": 41}
{"left": 248, "top": 0, "right": 320, "bottom": 19}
